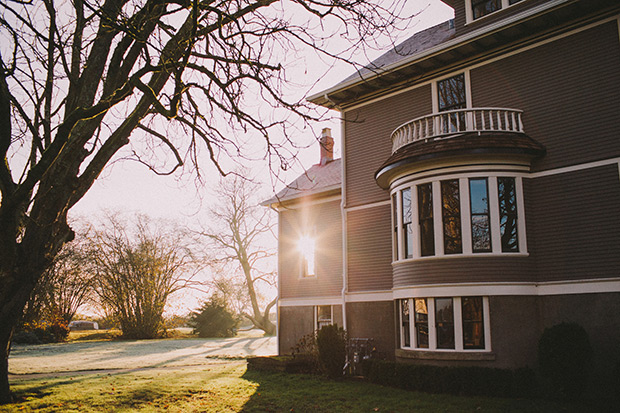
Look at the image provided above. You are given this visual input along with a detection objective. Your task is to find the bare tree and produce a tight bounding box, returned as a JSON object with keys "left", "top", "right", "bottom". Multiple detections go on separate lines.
{"left": 23, "top": 237, "right": 95, "bottom": 326}
{"left": 88, "top": 214, "right": 198, "bottom": 339}
{"left": 201, "top": 175, "right": 277, "bottom": 335}
{"left": 0, "top": 0, "right": 408, "bottom": 402}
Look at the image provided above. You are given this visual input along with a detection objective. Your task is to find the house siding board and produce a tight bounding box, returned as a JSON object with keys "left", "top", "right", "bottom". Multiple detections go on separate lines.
{"left": 278, "top": 200, "right": 343, "bottom": 299}
{"left": 344, "top": 85, "right": 432, "bottom": 208}
{"left": 471, "top": 21, "right": 620, "bottom": 172}
{"left": 346, "top": 301, "right": 396, "bottom": 360}
{"left": 278, "top": 306, "right": 315, "bottom": 354}
{"left": 393, "top": 256, "right": 534, "bottom": 287}
{"left": 346, "top": 205, "right": 393, "bottom": 292}
{"left": 525, "top": 165, "right": 620, "bottom": 282}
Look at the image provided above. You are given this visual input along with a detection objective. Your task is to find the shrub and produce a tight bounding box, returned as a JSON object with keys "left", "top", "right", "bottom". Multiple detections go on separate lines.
{"left": 316, "top": 324, "right": 347, "bottom": 379}
{"left": 538, "top": 322, "right": 593, "bottom": 398}
{"left": 14, "top": 316, "right": 70, "bottom": 344}
{"left": 189, "top": 297, "right": 239, "bottom": 338}
{"left": 364, "top": 359, "right": 536, "bottom": 398}
{"left": 290, "top": 331, "right": 321, "bottom": 374}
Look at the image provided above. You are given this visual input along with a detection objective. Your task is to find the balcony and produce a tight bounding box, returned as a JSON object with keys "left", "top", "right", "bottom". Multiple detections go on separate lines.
{"left": 391, "top": 108, "right": 525, "bottom": 153}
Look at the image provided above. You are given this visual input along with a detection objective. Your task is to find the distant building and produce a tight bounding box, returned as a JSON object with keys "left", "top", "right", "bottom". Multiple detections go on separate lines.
{"left": 69, "top": 320, "right": 99, "bottom": 331}
{"left": 264, "top": 0, "right": 620, "bottom": 373}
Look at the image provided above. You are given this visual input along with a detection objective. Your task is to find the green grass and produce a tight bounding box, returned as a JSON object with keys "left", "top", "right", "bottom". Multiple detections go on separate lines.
{"left": 4, "top": 361, "right": 588, "bottom": 412}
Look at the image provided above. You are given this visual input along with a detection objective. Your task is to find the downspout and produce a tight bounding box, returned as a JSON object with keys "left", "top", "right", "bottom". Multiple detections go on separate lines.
{"left": 323, "top": 93, "right": 348, "bottom": 331}
{"left": 339, "top": 111, "right": 348, "bottom": 331}
{"left": 269, "top": 203, "right": 281, "bottom": 354}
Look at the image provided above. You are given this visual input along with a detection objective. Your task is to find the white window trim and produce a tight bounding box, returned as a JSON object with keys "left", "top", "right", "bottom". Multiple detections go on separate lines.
{"left": 400, "top": 296, "right": 491, "bottom": 352}
{"left": 315, "top": 305, "right": 333, "bottom": 330}
{"left": 390, "top": 173, "right": 526, "bottom": 262}
{"left": 431, "top": 70, "right": 472, "bottom": 114}
{"left": 465, "top": 0, "right": 522, "bottom": 25}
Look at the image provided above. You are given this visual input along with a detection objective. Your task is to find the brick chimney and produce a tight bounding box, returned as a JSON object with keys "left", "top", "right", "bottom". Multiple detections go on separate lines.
{"left": 319, "top": 128, "right": 334, "bottom": 165}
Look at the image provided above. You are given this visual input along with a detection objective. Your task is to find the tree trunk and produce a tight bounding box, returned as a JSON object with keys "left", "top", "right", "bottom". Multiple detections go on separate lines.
{"left": 0, "top": 327, "right": 13, "bottom": 404}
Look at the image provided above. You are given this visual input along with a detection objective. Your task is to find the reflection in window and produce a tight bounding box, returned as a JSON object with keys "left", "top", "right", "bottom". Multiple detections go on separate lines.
{"left": 414, "top": 298, "right": 429, "bottom": 349}
{"left": 469, "top": 178, "right": 492, "bottom": 252}
{"left": 299, "top": 235, "right": 316, "bottom": 277}
{"left": 418, "top": 183, "right": 435, "bottom": 257}
{"left": 441, "top": 180, "right": 462, "bottom": 254}
{"left": 498, "top": 177, "right": 519, "bottom": 252}
{"left": 435, "top": 298, "right": 455, "bottom": 349}
{"left": 316, "top": 305, "right": 332, "bottom": 329}
{"left": 438, "top": 74, "right": 466, "bottom": 133}
{"left": 402, "top": 189, "right": 413, "bottom": 259}
{"left": 472, "top": 0, "right": 501, "bottom": 19}
{"left": 401, "top": 299, "right": 411, "bottom": 347}
{"left": 462, "top": 297, "right": 485, "bottom": 349}
{"left": 392, "top": 194, "right": 398, "bottom": 260}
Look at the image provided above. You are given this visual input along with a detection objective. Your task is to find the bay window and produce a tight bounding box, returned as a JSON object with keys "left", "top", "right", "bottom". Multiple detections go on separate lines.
{"left": 399, "top": 296, "right": 490, "bottom": 352}
{"left": 390, "top": 174, "right": 525, "bottom": 261}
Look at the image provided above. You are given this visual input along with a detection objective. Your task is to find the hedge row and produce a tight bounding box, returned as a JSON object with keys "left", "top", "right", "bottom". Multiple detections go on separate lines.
{"left": 362, "top": 359, "right": 537, "bottom": 398}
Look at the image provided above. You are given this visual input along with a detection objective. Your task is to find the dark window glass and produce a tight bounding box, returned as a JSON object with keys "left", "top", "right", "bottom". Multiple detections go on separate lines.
{"left": 417, "top": 184, "right": 435, "bottom": 256}
{"left": 441, "top": 180, "right": 462, "bottom": 254}
{"left": 401, "top": 189, "right": 413, "bottom": 258}
{"left": 401, "top": 299, "right": 411, "bottom": 347}
{"left": 508, "top": 0, "right": 522, "bottom": 4}
{"left": 435, "top": 298, "right": 455, "bottom": 349}
{"left": 472, "top": 0, "right": 501, "bottom": 19}
{"left": 438, "top": 74, "right": 466, "bottom": 133}
{"left": 498, "top": 177, "right": 519, "bottom": 252}
{"left": 469, "top": 178, "right": 492, "bottom": 252}
{"left": 392, "top": 193, "right": 398, "bottom": 260}
{"left": 414, "top": 298, "right": 429, "bottom": 349}
{"left": 462, "top": 297, "right": 485, "bottom": 349}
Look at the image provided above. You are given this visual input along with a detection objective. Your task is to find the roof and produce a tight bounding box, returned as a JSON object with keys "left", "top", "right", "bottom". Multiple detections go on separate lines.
{"left": 340, "top": 20, "right": 455, "bottom": 85}
{"left": 262, "top": 159, "right": 342, "bottom": 206}
{"left": 375, "top": 132, "right": 546, "bottom": 188}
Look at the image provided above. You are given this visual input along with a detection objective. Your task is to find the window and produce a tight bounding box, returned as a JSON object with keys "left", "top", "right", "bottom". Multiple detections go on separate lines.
{"left": 468, "top": 0, "right": 524, "bottom": 21}
{"left": 469, "top": 178, "right": 492, "bottom": 253}
{"left": 441, "top": 180, "right": 462, "bottom": 254}
{"left": 417, "top": 183, "right": 434, "bottom": 257}
{"left": 316, "top": 305, "right": 332, "bottom": 330}
{"left": 414, "top": 298, "right": 429, "bottom": 349}
{"left": 400, "top": 299, "right": 411, "bottom": 347}
{"left": 392, "top": 193, "right": 398, "bottom": 260}
{"left": 402, "top": 189, "right": 413, "bottom": 259}
{"left": 391, "top": 174, "right": 525, "bottom": 260}
{"left": 437, "top": 74, "right": 467, "bottom": 133}
{"left": 399, "top": 296, "right": 490, "bottom": 352}
{"left": 462, "top": 297, "right": 485, "bottom": 349}
{"left": 498, "top": 177, "right": 518, "bottom": 252}
{"left": 299, "top": 235, "right": 316, "bottom": 277}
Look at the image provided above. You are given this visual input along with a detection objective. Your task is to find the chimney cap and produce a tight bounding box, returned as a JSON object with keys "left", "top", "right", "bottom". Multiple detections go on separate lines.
{"left": 319, "top": 128, "right": 334, "bottom": 165}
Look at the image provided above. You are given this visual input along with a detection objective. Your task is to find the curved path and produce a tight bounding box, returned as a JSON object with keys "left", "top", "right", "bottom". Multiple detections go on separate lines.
{"left": 8, "top": 334, "right": 276, "bottom": 376}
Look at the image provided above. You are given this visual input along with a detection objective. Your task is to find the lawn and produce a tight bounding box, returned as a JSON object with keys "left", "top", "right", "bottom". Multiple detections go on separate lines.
{"left": 4, "top": 361, "right": 590, "bottom": 412}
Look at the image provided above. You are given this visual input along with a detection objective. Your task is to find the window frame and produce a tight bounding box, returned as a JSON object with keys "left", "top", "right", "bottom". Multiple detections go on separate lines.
{"left": 465, "top": 0, "right": 524, "bottom": 24}
{"left": 399, "top": 296, "right": 491, "bottom": 352}
{"left": 299, "top": 230, "right": 317, "bottom": 278}
{"left": 390, "top": 173, "right": 527, "bottom": 262}
{"left": 315, "top": 305, "right": 333, "bottom": 330}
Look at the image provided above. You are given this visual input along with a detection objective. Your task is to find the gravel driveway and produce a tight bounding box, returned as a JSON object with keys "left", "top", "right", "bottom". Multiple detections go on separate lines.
{"left": 8, "top": 333, "right": 276, "bottom": 375}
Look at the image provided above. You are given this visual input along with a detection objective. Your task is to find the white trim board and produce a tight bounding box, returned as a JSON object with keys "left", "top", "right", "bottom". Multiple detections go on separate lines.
{"left": 279, "top": 296, "right": 342, "bottom": 307}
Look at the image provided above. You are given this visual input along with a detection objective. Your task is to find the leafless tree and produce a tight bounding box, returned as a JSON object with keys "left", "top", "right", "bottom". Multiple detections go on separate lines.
{"left": 0, "top": 0, "right": 408, "bottom": 402}
{"left": 200, "top": 175, "right": 277, "bottom": 335}
{"left": 21, "top": 237, "right": 95, "bottom": 327}
{"left": 88, "top": 214, "right": 199, "bottom": 339}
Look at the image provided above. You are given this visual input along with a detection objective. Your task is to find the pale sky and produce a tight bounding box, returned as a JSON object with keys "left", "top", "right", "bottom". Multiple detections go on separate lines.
{"left": 69, "top": 2, "right": 454, "bottom": 224}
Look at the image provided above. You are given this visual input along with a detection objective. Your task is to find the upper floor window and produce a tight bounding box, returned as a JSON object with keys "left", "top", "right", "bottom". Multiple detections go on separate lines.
{"left": 298, "top": 234, "right": 316, "bottom": 277}
{"left": 467, "top": 0, "right": 524, "bottom": 22}
{"left": 437, "top": 74, "right": 467, "bottom": 133}
{"left": 391, "top": 175, "right": 526, "bottom": 261}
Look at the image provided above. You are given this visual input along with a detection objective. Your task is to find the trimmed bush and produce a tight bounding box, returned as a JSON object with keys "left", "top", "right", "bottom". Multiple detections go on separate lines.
{"left": 316, "top": 324, "right": 347, "bottom": 379}
{"left": 364, "top": 359, "right": 536, "bottom": 398}
{"left": 538, "top": 322, "right": 592, "bottom": 398}
{"left": 189, "top": 297, "right": 239, "bottom": 338}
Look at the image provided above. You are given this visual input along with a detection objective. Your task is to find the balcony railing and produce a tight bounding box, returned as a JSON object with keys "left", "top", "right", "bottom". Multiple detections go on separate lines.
{"left": 391, "top": 108, "right": 525, "bottom": 153}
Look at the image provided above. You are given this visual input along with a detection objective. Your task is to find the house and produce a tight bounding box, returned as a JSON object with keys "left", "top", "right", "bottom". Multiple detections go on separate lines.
{"left": 264, "top": 0, "right": 620, "bottom": 372}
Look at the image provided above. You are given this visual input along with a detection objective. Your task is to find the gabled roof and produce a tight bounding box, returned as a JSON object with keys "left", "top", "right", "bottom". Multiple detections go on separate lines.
{"left": 339, "top": 20, "right": 455, "bottom": 85}
{"left": 262, "top": 159, "right": 342, "bottom": 207}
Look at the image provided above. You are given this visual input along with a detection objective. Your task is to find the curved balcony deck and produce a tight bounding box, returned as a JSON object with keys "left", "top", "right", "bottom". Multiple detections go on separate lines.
{"left": 391, "top": 108, "right": 525, "bottom": 154}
